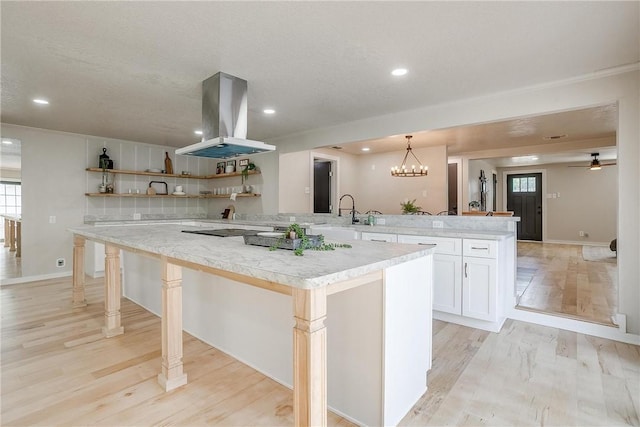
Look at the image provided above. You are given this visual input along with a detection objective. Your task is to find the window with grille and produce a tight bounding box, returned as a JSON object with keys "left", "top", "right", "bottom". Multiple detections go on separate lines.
{"left": 511, "top": 177, "right": 536, "bottom": 193}
{"left": 0, "top": 182, "right": 21, "bottom": 241}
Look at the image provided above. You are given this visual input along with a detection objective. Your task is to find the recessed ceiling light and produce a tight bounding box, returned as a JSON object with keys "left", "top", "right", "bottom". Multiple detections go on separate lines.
{"left": 33, "top": 99, "right": 49, "bottom": 105}
{"left": 194, "top": 130, "right": 203, "bottom": 135}
{"left": 263, "top": 109, "right": 276, "bottom": 114}
{"left": 543, "top": 134, "right": 567, "bottom": 140}
{"left": 512, "top": 155, "right": 538, "bottom": 163}
{"left": 361, "top": 147, "right": 370, "bottom": 152}
{"left": 2, "top": 140, "right": 13, "bottom": 145}
{"left": 391, "top": 68, "right": 408, "bottom": 77}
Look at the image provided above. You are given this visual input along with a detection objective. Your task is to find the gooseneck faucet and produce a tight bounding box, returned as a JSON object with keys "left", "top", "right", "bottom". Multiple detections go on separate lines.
{"left": 338, "top": 194, "right": 359, "bottom": 224}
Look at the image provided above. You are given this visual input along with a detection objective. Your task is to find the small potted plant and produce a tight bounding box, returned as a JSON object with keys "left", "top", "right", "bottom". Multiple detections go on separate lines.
{"left": 400, "top": 199, "right": 421, "bottom": 215}
{"left": 240, "top": 162, "right": 257, "bottom": 193}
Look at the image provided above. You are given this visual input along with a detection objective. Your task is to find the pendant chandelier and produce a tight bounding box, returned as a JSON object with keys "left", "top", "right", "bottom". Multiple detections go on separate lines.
{"left": 390, "top": 135, "right": 428, "bottom": 177}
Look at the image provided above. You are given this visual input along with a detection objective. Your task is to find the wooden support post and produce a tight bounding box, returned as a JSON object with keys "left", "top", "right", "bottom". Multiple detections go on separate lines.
{"left": 72, "top": 235, "right": 87, "bottom": 307}
{"left": 3, "top": 218, "right": 9, "bottom": 247}
{"left": 292, "top": 287, "right": 328, "bottom": 427}
{"left": 8, "top": 220, "right": 16, "bottom": 252}
{"left": 102, "top": 244, "right": 124, "bottom": 337}
{"left": 15, "top": 221, "right": 21, "bottom": 258}
{"left": 157, "top": 257, "right": 187, "bottom": 391}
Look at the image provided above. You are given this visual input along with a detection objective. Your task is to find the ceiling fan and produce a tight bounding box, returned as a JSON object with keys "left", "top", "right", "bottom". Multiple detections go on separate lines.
{"left": 569, "top": 152, "right": 616, "bottom": 170}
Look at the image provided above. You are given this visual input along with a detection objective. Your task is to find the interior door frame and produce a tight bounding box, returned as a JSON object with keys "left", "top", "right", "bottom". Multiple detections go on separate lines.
{"left": 309, "top": 152, "right": 340, "bottom": 214}
{"left": 502, "top": 168, "right": 547, "bottom": 241}
{"left": 448, "top": 157, "right": 463, "bottom": 215}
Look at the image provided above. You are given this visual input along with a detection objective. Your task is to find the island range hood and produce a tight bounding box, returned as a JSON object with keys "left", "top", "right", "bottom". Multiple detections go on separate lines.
{"left": 175, "top": 72, "right": 276, "bottom": 159}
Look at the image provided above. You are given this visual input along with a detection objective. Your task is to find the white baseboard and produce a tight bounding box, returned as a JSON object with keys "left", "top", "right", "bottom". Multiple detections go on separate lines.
{"left": 0, "top": 271, "right": 72, "bottom": 286}
{"left": 508, "top": 307, "right": 640, "bottom": 345}
{"left": 433, "top": 311, "right": 506, "bottom": 333}
{"left": 542, "top": 239, "right": 611, "bottom": 246}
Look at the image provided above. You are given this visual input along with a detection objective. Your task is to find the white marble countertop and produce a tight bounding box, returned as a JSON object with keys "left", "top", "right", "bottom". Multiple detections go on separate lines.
{"left": 69, "top": 224, "right": 434, "bottom": 289}
{"left": 330, "top": 224, "right": 514, "bottom": 240}
{"left": 86, "top": 218, "right": 512, "bottom": 240}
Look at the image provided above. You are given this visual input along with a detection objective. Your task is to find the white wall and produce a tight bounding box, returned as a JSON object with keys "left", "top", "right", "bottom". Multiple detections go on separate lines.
{"left": 267, "top": 69, "right": 640, "bottom": 335}
{"left": 278, "top": 145, "right": 448, "bottom": 215}
{"left": 0, "top": 124, "right": 278, "bottom": 280}
{"left": 468, "top": 159, "right": 495, "bottom": 211}
{"left": 0, "top": 125, "right": 86, "bottom": 277}
{"left": 498, "top": 163, "right": 617, "bottom": 244}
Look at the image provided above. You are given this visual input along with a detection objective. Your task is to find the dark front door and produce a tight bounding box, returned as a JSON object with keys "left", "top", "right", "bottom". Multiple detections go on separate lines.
{"left": 314, "top": 161, "right": 331, "bottom": 213}
{"left": 507, "top": 173, "right": 542, "bottom": 241}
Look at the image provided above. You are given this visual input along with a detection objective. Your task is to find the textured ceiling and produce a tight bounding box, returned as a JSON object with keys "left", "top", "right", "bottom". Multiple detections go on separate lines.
{"left": 1, "top": 1, "right": 638, "bottom": 158}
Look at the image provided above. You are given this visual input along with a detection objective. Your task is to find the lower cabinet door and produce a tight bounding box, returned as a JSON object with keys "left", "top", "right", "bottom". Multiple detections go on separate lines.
{"left": 462, "top": 256, "right": 497, "bottom": 321}
{"left": 433, "top": 254, "right": 462, "bottom": 315}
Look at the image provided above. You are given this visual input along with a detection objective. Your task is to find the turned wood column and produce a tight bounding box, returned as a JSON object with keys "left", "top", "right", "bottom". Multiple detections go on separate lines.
{"left": 157, "top": 257, "right": 188, "bottom": 392}
{"left": 8, "top": 220, "right": 16, "bottom": 252}
{"left": 72, "top": 235, "right": 87, "bottom": 307}
{"left": 15, "top": 221, "right": 21, "bottom": 258}
{"left": 292, "top": 287, "right": 328, "bottom": 427}
{"left": 102, "top": 244, "right": 124, "bottom": 337}
{"left": 3, "top": 218, "right": 9, "bottom": 247}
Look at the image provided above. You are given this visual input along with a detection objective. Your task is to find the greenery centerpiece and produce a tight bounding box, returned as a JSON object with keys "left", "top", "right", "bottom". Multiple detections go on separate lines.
{"left": 269, "top": 223, "right": 352, "bottom": 256}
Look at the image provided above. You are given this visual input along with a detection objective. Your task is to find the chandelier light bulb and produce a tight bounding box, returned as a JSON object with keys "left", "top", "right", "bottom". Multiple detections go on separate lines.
{"left": 390, "top": 135, "right": 429, "bottom": 177}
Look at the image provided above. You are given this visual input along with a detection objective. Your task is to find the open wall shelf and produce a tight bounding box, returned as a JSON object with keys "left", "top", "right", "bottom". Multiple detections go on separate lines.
{"left": 86, "top": 168, "right": 260, "bottom": 180}
{"left": 85, "top": 193, "right": 261, "bottom": 199}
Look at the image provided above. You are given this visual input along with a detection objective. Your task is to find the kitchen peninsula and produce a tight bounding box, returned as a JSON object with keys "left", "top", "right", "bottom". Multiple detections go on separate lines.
{"left": 69, "top": 223, "right": 435, "bottom": 427}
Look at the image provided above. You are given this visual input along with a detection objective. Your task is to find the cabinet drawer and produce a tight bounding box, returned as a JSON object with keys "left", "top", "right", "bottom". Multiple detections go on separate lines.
{"left": 361, "top": 232, "right": 397, "bottom": 243}
{"left": 397, "top": 235, "right": 462, "bottom": 255}
{"left": 463, "top": 239, "right": 496, "bottom": 258}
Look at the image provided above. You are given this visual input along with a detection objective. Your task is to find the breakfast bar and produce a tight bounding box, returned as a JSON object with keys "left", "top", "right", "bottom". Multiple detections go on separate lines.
{"left": 69, "top": 224, "right": 435, "bottom": 426}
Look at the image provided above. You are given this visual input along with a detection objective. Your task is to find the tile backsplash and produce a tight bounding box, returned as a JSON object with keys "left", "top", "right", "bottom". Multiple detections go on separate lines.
{"left": 85, "top": 137, "right": 215, "bottom": 218}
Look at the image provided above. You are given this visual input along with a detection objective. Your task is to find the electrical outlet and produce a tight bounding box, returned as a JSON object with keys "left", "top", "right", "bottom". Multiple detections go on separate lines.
{"left": 376, "top": 218, "right": 386, "bottom": 225}
{"left": 579, "top": 231, "right": 585, "bottom": 237}
{"left": 289, "top": 216, "right": 296, "bottom": 222}
{"left": 49, "top": 215, "right": 56, "bottom": 224}
{"left": 56, "top": 258, "right": 65, "bottom": 268}
{"left": 433, "top": 220, "right": 444, "bottom": 228}
{"left": 133, "top": 213, "right": 141, "bottom": 220}
{"left": 422, "top": 190, "right": 427, "bottom": 197}
{"left": 304, "top": 187, "right": 310, "bottom": 194}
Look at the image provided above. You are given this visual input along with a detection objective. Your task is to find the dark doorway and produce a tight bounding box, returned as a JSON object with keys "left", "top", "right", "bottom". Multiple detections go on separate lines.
{"left": 447, "top": 163, "right": 458, "bottom": 214}
{"left": 314, "top": 161, "right": 332, "bottom": 213}
{"left": 492, "top": 173, "right": 497, "bottom": 212}
{"left": 507, "top": 173, "right": 542, "bottom": 241}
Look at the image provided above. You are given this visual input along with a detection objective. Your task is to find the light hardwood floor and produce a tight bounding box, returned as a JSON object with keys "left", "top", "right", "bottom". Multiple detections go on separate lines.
{"left": 516, "top": 241, "right": 618, "bottom": 326}
{"left": 2, "top": 277, "right": 638, "bottom": 426}
{"left": 0, "top": 244, "right": 21, "bottom": 281}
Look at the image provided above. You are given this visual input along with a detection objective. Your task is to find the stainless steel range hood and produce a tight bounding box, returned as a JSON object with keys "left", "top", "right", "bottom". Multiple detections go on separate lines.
{"left": 175, "top": 72, "right": 276, "bottom": 159}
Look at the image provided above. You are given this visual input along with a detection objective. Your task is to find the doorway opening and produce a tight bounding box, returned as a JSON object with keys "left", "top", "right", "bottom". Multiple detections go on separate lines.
{"left": 311, "top": 153, "right": 338, "bottom": 214}
{"left": 0, "top": 137, "right": 22, "bottom": 281}
{"left": 447, "top": 162, "right": 458, "bottom": 215}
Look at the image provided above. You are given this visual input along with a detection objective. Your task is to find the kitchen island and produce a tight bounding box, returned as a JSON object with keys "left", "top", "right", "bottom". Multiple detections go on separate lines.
{"left": 69, "top": 224, "right": 435, "bottom": 426}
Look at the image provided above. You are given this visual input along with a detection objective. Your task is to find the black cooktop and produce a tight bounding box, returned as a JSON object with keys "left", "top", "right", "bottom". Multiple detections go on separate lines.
{"left": 182, "top": 228, "right": 262, "bottom": 237}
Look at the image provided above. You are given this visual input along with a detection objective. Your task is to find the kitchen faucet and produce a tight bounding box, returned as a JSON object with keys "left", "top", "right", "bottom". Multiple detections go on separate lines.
{"left": 338, "top": 194, "right": 359, "bottom": 224}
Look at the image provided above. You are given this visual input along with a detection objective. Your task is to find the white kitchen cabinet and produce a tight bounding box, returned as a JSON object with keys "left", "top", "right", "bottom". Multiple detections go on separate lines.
{"left": 361, "top": 232, "right": 397, "bottom": 243}
{"left": 397, "top": 235, "right": 462, "bottom": 315}
{"left": 462, "top": 255, "right": 496, "bottom": 321}
{"left": 460, "top": 238, "right": 502, "bottom": 327}
{"left": 398, "top": 234, "right": 509, "bottom": 332}
{"left": 433, "top": 254, "right": 463, "bottom": 315}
